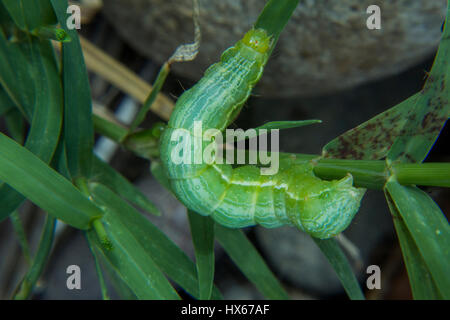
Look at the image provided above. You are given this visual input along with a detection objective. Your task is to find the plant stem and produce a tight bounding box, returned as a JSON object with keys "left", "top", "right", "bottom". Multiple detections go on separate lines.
{"left": 13, "top": 215, "right": 56, "bottom": 300}
{"left": 92, "top": 110, "right": 450, "bottom": 190}
{"left": 392, "top": 163, "right": 450, "bottom": 188}
{"left": 10, "top": 210, "right": 32, "bottom": 265}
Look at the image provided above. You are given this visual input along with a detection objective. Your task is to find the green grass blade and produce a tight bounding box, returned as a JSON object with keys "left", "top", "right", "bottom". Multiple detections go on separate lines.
{"left": 0, "top": 189, "right": 25, "bottom": 223}
{"left": 0, "top": 39, "right": 63, "bottom": 220}
{"left": 215, "top": 224, "right": 289, "bottom": 299}
{"left": 86, "top": 224, "right": 179, "bottom": 300}
{"left": 93, "top": 114, "right": 128, "bottom": 143}
{"left": 0, "top": 8, "right": 63, "bottom": 220}
{"left": 85, "top": 232, "right": 110, "bottom": 300}
{"left": 91, "top": 156, "right": 160, "bottom": 216}
{"left": 2, "top": 0, "right": 56, "bottom": 31}
{"left": 254, "top": 0, "right": 299, "bottom": 55}
{"left": 385, "top": 190, "right": 442, "bottom": 299}
{"left": 51, "top": 0, "right": 94, "bottom": 179}
{"left": 312, "top": 238, "right": 365, "bottom": 300}
{"left": 187, "top": 211, "right": 215, "bottom": 300}
{"left": 93, "top": 243, "right": 137, "bottom": 300}
{"left": 4, "top": 108, "right": 25, "bottom": 143}
{"left": 256, "top": 120, "right": 322, "bottom": 131}
{"left": 10, "top": 210, "right": 32, "bottom": 265}
{"left": 235, "top": 120, "right": 322, "bottom": 143}
{"left": 13, "top": 215, "right": 56, "bottom": 300}
{"left": 0, "top": 85, "right": 14, "bottom": 116}
{"left": 385, "top": 180, "right": 450, "bottom": 299}
{"left": 129, "top": 63, "right": 170, "bottom": 133}
{"left": 0, "top": 132, "right": 103, "bottom": 229}
{"left": 88, "top": 182, "right": 222, "bottom": 299}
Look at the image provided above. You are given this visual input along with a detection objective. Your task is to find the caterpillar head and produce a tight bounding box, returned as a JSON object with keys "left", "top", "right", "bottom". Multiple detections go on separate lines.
{"left": 298, "top": 174, "right": 366, "bottom": 239}
{"left": 242, "top": 29, "right": 272, "bottom": 54}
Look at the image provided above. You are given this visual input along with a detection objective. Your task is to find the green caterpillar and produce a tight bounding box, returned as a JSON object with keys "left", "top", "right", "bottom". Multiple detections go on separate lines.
{"left": 160, "top": 29, "right": 365, "bottom": 239}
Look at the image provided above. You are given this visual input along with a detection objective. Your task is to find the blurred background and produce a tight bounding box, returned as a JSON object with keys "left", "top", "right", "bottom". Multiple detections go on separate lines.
{"left": 0, "top": 0, "right": 449, "bottom": 299}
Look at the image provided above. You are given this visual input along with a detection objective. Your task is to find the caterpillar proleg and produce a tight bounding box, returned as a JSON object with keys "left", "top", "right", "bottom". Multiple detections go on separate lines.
{"left": 160, "top": 29, "right": 365, "bottom": 239}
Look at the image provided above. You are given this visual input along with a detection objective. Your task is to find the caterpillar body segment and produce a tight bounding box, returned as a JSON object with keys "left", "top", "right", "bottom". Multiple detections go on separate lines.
{"left": 160, "top": 29, "right": 365, "bottom": 239}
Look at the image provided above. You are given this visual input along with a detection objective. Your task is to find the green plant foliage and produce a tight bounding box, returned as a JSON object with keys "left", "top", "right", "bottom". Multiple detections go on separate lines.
{"left": 0, "top": 0, "right": 449, "bottom": 301}
{"left": 51, "top": 0, "right": 94, "bottom": 179}
{"left": 187, "top": 211, "right": 215, "bottom": 300}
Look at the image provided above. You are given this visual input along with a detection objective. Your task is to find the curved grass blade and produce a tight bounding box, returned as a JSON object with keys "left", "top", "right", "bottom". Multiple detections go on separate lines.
{"left": 385, "top": 180, "right": 450, "bottom": 299}
{"left": 92, "top": 156, "right": 160, "bottom": 216}
{"left": 187, "top": 211, "right": 215, "bottom": 300}
{"left": 51, "top": 0, "right": 94, "bottom": 179}
{"left": 0, "top": 133, "right": 103, "bottom": 229}
{"left": 0, "top": 7, "right": 63, "bottom": 220}
{"left": 385, "top": 190, "right": 442, "bottom": 299}
{"left": 13, "top": 215, "right": 56, "bottom": 300}
{"left": 312, "top": 238, "right": 365, "bottom": 300}
{"left": 0, "top": 38, "right": 63, "bottom": 220}
{"left": 86, "top": 223, "right": 179, "bottom": 300}
{"left": 215, "top": 224, "right": 289, "bottom": 300}
{"left": 88, "top": 182, "right": 222, "bottom": 299}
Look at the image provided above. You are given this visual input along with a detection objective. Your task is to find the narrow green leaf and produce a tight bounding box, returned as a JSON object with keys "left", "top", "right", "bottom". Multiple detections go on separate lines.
{"left": 10, "top": 210, "right": 32, "bottom": 265}
{"left": 94, "top": 244, "right": 137, "bottom": 300}
{"left": 86, "top": 223, "right": 180, "bottom": 300}
{"left": 187, "top": 211, "right": 215, "bottom": 300}
{"left": 0, "top": 9, "right": 63, "bottom": 221}
{"left": 215, "top": 224, "right": 289, "bottom": 299}
{"left": 2, "top": 0, "right": 57, "bottom": 31}
{"left": 85, "top": 232, "right": 110, "bottom": 300}
{"left": 0, "top": 132, "right": 103, "bottom": 229}
{"left": 385, "top": 180, "right": 450, "bottom": 299}
{"left": 236, "top": 120, "right": 322, "bottom": 143}
{"left": 4, "top": 108, "right": 25, "bottom": 143}
{"left": 312, "top": 238, "right": 365, "bottom": 300}
{"left": 88, "top": 182, "right": 222, "bottom": 299}
{"left": 91, "top": 156, "right": 160, "bottom": 216}
{"left": 385, "top": 190, "right": 442, "bottom": 299}
{"left": 129, "top": 63, "right": 170, "bottom": 133}
{"left": 13, "top": 215, "right": 56, "bottom": 300}
{"left": 256, "top": 120, "right": 321, "bottom": 131}
{"left": 51, "top": 0, "right": 94, "bottom": 179}
{"left": 254, "top": 0, "right": 299, "bottom": 56}
{"left": 0, "top": 7, "right": 35, "bottom": 118}
{"left": 0, "top": 85, "right": 14, "bottom": 116}
{"left": 93, "top": 114, "right": 128, "bottom": 143}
